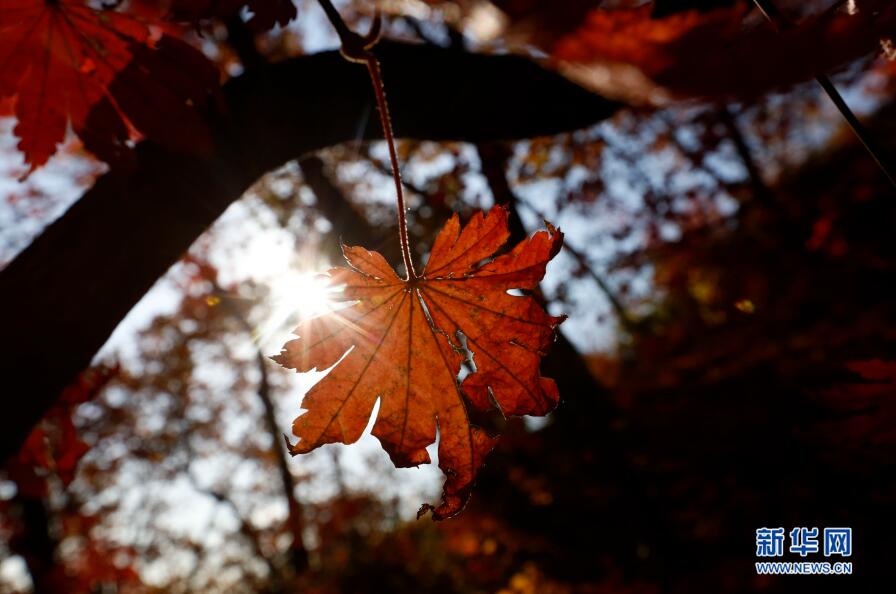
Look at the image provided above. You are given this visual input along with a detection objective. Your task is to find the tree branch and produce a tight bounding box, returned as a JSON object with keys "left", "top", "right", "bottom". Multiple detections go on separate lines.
{"left": 251, "top": 343, "right": 309, "bottom": 573}
{"left": 297, "top": 156, "right": 391, "bottom": 263}
{"left": 475, "top": 142, "right": 636, "bottom": 331}
{"left": 474, "top": 141, "right": 618, "bottom": 415}
{"left": 751, "top": 0, "right": 896, "bottom": 190}
{"left": 8, "top": 496, "right": 57, "bottom": 594}
{"left": 0, "top": 41, "right": 619, "bottom": 460}
{"left": 717, "top": 105, "right": 775, "bottom": 209}
{"left": 185, "top": 469, "right": 281, "bottom": 586}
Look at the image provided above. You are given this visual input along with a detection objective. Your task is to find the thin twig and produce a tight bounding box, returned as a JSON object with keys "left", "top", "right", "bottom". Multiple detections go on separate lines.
{"left": 225, "top": 300, "right": 309, "bottom": 572}
{"left": 515, "top": 200, "right": 636, "bottom": 331}
{"left": 364, "top": 56, "right": 417, "bottom": 279}
{"left": 717, "top": 105, "right": 776, "bottom": 207}
{"left": 181, "top": 434, "right": 282, "bottom": 583}
{"left": 367, "top": 151, "right": 427, "bottom": 196}
{"left": 475, "top": 142, "right": 637, "bottom": 331}
{"left": 751, "top": 0, "right": 896, "bottom": 190}
{"left": 316, "top": 0, "right": 417, "bottom": 279}
{"left": 369, "top": 146, "right": 635, "bottom": 329}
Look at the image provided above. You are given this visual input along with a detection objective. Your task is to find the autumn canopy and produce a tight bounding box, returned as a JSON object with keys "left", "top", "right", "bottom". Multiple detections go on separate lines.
{"left": 1, "top": 0, "right": 895, "bottom": 592}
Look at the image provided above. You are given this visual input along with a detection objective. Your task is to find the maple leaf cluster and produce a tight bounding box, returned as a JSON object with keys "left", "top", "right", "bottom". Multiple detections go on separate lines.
{"left": 274, "top": 206, "right": 564, "bottom": 519}
{"left": 0, "top": 0, "right": 290, "bottom": 171}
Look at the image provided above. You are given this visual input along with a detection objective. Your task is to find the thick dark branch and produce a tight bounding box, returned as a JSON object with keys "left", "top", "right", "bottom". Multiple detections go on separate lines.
{"left": 0, "top": 41, "right": 618, "bottom": 460}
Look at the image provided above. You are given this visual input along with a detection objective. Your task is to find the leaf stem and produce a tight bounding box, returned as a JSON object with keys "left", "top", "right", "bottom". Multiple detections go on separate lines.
{"left": 751, "top": 0, "right": 896, "bottom": 190}
{"left": 364, "top": 55, "right": 417, "bottom": 280}
{"left": 316, "top": 0, "right": 417, "bottom": 279}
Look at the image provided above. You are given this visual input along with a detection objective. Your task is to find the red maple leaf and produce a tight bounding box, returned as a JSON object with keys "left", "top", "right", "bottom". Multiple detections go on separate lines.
{"left": 553, "top": 3, "right": 896, "bottom": 101}
{"left": 273, "top": 206, "right": 564, "bottom": 519}
{"left": 0, "top": 0, "right": 218, "bottom": 170}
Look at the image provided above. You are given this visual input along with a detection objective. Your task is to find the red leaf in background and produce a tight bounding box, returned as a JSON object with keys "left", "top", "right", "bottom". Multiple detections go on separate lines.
{"left": 846, "top": 359, "right": 896, "bottom": 383}
{"left": 5, "top": 365, "right": 119, "bottom": 498}
{"left": 273, "top": 206, "right": 564, "bottom": 519}
{"left": 0, "top": 0, "right": 218, "bottom": 171}
{"left": 553, "top": 3, "right": 896, "bottom": 101}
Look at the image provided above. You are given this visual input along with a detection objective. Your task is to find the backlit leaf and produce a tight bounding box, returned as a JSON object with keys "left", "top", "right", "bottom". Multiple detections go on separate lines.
{"left": 273, "top": 206, "right": 564, "bottom": 519}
